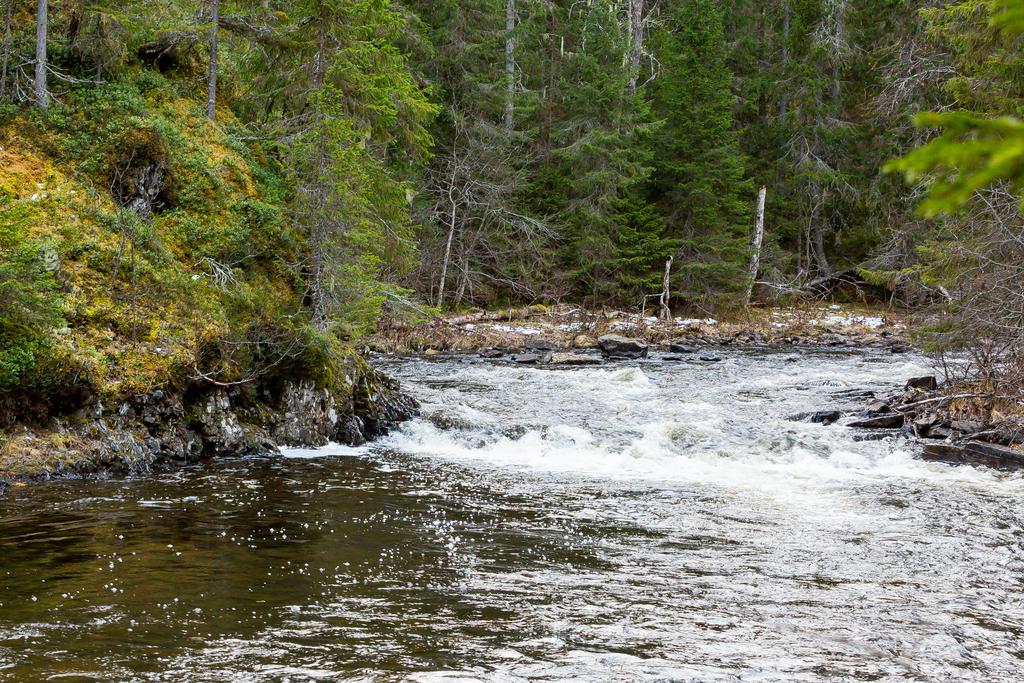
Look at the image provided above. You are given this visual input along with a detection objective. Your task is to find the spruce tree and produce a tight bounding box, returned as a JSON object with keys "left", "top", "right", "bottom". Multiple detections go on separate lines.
{"left": 539, "top": 0, "right": 660, "bottom": 303}
{"left": 651, "top": 0, "right": 750, "bottom": 304}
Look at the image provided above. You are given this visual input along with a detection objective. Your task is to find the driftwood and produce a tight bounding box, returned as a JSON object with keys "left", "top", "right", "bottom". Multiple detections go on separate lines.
{"left": 445, "top": 305, "right": 549, "bottom": 326}
{"left": 801, "top": 269, "right": 864, "bottom": 294}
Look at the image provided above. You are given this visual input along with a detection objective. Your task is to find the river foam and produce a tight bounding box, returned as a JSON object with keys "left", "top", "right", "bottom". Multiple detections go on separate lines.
{"left": 376, "top": 351, "right": 1022, "bottom": 497}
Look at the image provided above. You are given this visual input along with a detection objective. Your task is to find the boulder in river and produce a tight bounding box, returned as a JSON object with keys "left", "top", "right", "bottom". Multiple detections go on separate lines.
{"left": 789, "top": 410, "right": 842, "bottom": 426}
{"left": 864, "top": 400, "right": 892, "bottom": 416}
{"left": 698, "top": 355, "right": 723, "bottom": 363}
{"left": 598, "top": 335, "right": 648, "bottom": 359}
{"left": 849, "top": 414, "right": 905, "bottom": 429}
{"left": 906, "top": 376, "right": 938, "bottom": 391}
{"left": 525, "top": 338, "right": 560, "bottom": 352}
{"left": 513, "top": 352, "right": 552, "bottom": 365}
{"left": 669, "top": 342, "right": 698, "bottom": 354}
{"left": 572, "top": 334, "right": 599, "bottom": 349}
{"left": 809, "top": 411, "right": 842, "bottom": 426}
{"left": 912, "top": 413, "right": 942, "bottom": 437}
{"left": 922, "top": 441, "right": 1024, "bottom": 469}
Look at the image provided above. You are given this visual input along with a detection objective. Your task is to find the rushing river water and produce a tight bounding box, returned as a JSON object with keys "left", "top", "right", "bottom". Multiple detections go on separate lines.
{"left": 2, "top": 349, "right": 1024, "bottom": 681}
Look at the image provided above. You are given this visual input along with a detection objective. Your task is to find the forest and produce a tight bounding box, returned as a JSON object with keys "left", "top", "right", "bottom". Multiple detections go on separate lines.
{"left": 5, "top": 4, "right": 1024, "bottom": 677}
{"left": 1, "top": 0, "right": 1023, "bottom": 407}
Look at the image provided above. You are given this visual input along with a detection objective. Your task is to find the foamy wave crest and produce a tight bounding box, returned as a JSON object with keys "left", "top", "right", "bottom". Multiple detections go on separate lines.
{"left": 377, "top": 416, "right": 1003, "bottom": 494}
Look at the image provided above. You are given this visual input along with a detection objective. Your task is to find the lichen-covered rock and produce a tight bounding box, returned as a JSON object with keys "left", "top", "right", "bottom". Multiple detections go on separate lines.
{"left": 193, "top": 390, "right": 275, "bottom": 457}
{"left": 270, "top": 381, "right": 338, "bottom": 447}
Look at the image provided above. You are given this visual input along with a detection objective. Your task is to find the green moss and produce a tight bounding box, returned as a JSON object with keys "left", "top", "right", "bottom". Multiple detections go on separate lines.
{"left": 0, "top": 72, "right": 339, "bottom": 409}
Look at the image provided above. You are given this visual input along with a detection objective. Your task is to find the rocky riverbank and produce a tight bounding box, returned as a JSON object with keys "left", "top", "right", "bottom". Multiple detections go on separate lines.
{"left": 0, "top": 356, "right": 417, "bottom": 488}
{"left": 369, "top": 304, "right": 913, "bottom": 358}
{"left": 804, "top": 375, "right": 1024, "bottom": 470}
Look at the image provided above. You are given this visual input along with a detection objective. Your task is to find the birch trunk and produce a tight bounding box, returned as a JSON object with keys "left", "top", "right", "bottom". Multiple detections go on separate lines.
{"left": 34, "top": 0, "right": 47, "bottom": 108}
{"left": 744, "top": 186, "right": 767, "bottom": 307}
{"left": 207, "top": 0, "right": 220, "bottom": 120}
{"left": 437, "top": 164, "right": 458, "bottom": 308}
{"left": 504, "top": 0, "right": 516, "bottom": 131}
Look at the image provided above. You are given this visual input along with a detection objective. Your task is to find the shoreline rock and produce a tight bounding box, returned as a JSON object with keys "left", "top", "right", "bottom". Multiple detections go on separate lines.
{"left": 0, "top": 359, "right": 418, "bottom": 487}
{"left": 598, "top": 335, "right": 649, "bottom": 360}
{"left": 839, "top": 374, "right": 1024, "bottom": 470}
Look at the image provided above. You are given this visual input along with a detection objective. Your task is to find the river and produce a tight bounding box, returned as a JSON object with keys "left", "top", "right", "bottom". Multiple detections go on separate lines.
{"left": 2, "top": 349, "right": 1023, "bottom": 681}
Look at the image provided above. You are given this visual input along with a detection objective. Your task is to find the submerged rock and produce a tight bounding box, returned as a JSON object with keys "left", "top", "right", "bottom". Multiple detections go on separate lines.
{"left": 789, "top": 410, "right": 842, "bottom": 426}
{"left": 598, "top": 335, "right": 648, "bottom": 359}
{"left": 550, "top": 352, "right": 602, "bottom": 366}
{"left": 669, "top": 342, "right": 698, "bottom": 354}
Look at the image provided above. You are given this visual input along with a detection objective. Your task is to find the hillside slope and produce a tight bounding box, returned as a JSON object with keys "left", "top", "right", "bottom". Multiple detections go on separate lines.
{"left": 0, "top": 77, "right": 414, "bottom": 480}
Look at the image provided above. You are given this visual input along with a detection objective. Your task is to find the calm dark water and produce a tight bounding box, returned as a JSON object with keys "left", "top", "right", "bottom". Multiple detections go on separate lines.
{"left": 2, "top": 351, "right": 1024, "bottom": 681}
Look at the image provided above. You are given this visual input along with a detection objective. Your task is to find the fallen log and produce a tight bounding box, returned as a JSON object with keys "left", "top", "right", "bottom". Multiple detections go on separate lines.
{"left": 445, "top": 305, "right": 550, "bottom": 326}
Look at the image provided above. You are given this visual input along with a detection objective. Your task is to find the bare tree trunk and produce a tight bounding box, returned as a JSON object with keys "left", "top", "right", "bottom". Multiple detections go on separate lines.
{"left": 744, "top": 186, "right": 768, "bottom": 307}
{"left": 309, "top": 13, "right": 330, "bottom": 332}
{"left": 454, "top": 253, "right": 469, "bottom": 308}
{"left": 438, "top": 164, "right": 458, "bottom": 308}
{"left": 1, "top": 0, "right": 13, "bottom": 98}
{"left": 504, "top": 0, "right": 516, "bottom": 131}
{"left": 626, "top": 0, "right": 645, "bottom": 93}
{"left": 659, "top": 256, "right": 673, "bottom": 321}
{"left": 34, "top": 0, "right": 47, "bottom": 108}
{"left": 207, "top": 0, "right": 220, "bottom": 120}
{"left": 779, "top": 0, "right": 790, "bottom": 119}
{"left": 810, "top": 182, "right": 831, "bottom": 275}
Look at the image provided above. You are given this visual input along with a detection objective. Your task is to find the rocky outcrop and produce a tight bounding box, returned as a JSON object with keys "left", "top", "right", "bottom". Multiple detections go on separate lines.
{"left": 550, "top": 352, "right": 602, "bottom": 366}
{"left": 0, "top": 358, "right": 418, "bottom": 484}
{"left": 848, "top": 414, "right": 905, "bottom": 429}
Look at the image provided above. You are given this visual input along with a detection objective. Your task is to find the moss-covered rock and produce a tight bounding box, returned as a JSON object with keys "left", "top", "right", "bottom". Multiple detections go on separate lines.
{"left": 0, "top": 355, "right": 418, "bottom": 483}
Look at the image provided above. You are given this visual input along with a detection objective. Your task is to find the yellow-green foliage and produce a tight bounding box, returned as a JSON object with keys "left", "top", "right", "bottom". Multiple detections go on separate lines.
{"left": 0, "top": 77, "right": 310, "bottom": 401}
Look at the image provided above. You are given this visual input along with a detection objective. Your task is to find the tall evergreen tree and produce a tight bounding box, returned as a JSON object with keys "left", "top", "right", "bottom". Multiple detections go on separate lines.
{"left": 250, "top": 0, "right": 435, "bottom": 330}
{"left": 651, "top": 0, "right": 750, "bottom": 303}
{"left": 540, "top": 0, "right": 661, "bottom": 302}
